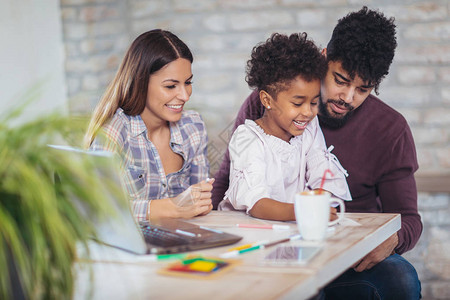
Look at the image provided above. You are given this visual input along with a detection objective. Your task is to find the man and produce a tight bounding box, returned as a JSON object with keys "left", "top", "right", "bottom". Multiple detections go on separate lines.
{"left": 212, "top": 7, "right": 422, "bottom": 299}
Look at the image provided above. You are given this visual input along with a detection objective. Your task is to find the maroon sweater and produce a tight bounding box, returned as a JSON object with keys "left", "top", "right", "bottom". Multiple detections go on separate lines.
{"left": 212, "top": 90, "right": 422, "bottom": 254}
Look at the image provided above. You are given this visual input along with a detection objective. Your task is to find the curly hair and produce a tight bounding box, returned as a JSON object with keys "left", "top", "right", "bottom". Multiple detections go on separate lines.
{"left": 326, "top": 6, "right": 397, "bottom": 94}
{"left": 246, "top": 32, "right": 327, "bottom": 98}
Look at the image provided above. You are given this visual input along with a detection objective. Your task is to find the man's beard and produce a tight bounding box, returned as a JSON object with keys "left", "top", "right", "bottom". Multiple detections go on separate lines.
{"left": 318, "top": 97, "right": 354, "bottom": 129}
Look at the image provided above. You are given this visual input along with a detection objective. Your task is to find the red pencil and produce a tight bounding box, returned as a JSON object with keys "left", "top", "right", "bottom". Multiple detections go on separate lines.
{"left": 236, "top": 224, "right": 290, "bottom": 230}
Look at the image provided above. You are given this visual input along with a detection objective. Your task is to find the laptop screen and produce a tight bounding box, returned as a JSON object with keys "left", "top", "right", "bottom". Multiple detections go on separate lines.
{"left": 48, "top": 145, "right": 241, "bottom": 255}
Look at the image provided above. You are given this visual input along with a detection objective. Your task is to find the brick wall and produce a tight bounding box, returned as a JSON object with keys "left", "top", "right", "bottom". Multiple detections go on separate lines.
{"left": 404, "top": 192, "right": 450, "bottom": 299}
{"left": 60, "top": 0, "right": 129, "bottom": 113}
{"left": 60, "top": 1, "right": 450, "bottom": 298}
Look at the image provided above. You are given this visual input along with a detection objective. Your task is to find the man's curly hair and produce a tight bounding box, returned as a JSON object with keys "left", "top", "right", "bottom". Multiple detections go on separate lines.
{"left": 326, "top": 6, "right": 397, "bottom": 94}
{"left": 246, "top": 32, "right": 327, "bottom": 98}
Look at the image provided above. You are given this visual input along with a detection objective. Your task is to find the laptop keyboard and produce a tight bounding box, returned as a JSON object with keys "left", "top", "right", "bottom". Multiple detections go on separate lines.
{"left": 139, "top": 223, "right": 192, "bottom": 247}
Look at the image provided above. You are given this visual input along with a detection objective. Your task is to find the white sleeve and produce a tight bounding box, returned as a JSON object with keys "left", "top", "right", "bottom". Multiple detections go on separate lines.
{"left": 224, "top": 125, "right": 270, "bottom": 213}
{"left": 304, "top": 118, "right": 352, "bottom": 201}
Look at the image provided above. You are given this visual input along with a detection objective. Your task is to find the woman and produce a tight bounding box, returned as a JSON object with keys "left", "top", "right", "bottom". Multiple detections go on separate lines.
{"left": 84, "top": 29, "right": 213, "bottom": 221}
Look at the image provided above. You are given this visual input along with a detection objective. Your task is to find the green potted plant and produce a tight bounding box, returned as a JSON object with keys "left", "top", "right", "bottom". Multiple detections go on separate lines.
{"left": 0, "top": 100, "right": 116, "bottom": 299}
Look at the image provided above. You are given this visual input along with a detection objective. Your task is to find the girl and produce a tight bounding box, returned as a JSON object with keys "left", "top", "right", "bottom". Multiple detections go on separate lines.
{"left": 219, "top": 33, "right": 351, "bottom": 220}
{"left": 84, "top": 29, "right": 213, "bottom": 221}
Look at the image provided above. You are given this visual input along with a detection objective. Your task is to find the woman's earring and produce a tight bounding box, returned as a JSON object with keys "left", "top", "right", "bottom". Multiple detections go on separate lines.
{"left": 266, "top": 106, "right": 271, "bottom": 110}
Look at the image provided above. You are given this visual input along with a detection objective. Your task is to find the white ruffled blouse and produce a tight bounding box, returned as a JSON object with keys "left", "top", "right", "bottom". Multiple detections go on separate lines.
{"left": 219, "top": 118, "right": 351, "bottom": 213}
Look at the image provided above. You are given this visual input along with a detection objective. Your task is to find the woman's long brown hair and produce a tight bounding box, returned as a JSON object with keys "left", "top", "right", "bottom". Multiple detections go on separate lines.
{"left": 83, "top": 29, "right": 193, "bottom": 148}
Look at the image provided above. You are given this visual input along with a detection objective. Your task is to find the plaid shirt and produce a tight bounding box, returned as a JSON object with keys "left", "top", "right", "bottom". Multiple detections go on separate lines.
{"left": 91, "top": 108, "right": 209, "bottom": 221}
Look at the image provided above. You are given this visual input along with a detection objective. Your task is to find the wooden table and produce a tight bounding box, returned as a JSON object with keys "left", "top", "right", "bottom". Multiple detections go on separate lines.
{"left": 74, "top": 211, "right": 400, "bottom": 300}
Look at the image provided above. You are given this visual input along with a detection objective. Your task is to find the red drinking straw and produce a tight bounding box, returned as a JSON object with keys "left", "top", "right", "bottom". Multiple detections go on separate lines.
{"left": 319, "top": 169, "right": 334, "bottom": 193}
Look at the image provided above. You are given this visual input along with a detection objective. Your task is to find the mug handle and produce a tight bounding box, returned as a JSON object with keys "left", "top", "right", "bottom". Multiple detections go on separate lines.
{"left": 328, "top": 198, "right": 345, "bottom": 226}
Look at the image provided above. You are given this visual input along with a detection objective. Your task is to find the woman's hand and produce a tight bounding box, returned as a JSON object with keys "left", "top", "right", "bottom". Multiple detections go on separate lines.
{"left": 148, "top": 179, "right": 214, "bottom": 219}
{"left": 190, "top": 178, "right": 214, "bottom": 216}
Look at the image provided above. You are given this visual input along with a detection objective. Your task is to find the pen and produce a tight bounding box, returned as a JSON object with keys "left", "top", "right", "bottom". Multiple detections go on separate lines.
{"left": 219, "top": 234, "right": 302, "bottom": 258}
{"left": 175, "top": 229, "right": 198, "bottom": 237}
{"left": 149, "top": 253, "right": 187, "bottom": 261}
{"left": 263, "top": 234, "right": 302, "bottom": 248}
{"left": 236, "top": 224, "right": 291, "bottom": 230}
{"left": 220, "top": 244, "right": 263, "bottom": 258}
{"left": 226, "top": 240, "right": 269, "bottom": 252}
{"left": 200, "top": 225, "right": 223, "bottom": 233}
{"left": 227, "top": 243, "right": 253, "bottom": 252}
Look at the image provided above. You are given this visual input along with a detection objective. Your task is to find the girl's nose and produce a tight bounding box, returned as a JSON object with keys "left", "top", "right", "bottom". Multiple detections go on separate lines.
{"left": 301, "top": 104, "right": 316, "bottom": 118}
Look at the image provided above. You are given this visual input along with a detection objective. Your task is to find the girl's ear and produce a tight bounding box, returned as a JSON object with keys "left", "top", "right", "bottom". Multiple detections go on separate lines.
{"left": 259, "top": 90, "right": 273, "bottom": 110}
{"left": 321, "top": 48, "right": 327, "bottom": 58}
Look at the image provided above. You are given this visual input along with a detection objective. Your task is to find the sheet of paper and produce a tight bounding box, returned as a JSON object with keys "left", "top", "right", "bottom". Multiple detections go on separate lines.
{"left": 338, "top": 217, "right": 362, "bottom": 227}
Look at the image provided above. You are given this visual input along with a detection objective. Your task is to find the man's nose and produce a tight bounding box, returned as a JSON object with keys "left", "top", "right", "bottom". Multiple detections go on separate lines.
{"left": 340, "top": 86, "right": 355, "bottom": 103}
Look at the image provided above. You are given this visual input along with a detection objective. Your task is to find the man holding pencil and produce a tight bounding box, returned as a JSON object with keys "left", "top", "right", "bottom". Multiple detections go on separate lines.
{"left": 212, "top": 7, "right": 421, "bottom": 300}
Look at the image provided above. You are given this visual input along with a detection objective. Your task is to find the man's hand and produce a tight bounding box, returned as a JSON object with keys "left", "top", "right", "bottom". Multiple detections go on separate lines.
{"left": 329, "top": 207, "right": 338, "bottom": 221}
{"left": 352, "top": 233, "right": 398, "bottom": 272}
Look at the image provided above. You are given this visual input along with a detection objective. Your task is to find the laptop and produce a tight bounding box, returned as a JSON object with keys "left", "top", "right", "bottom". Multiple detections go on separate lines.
{"left": 48, "top": 145, "right": 242, "bottom": 255}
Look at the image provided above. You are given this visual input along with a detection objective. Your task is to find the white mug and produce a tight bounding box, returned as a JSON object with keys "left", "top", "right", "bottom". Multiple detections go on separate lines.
{"left": 294, "top": 190, "right": 345, "bottom": 241}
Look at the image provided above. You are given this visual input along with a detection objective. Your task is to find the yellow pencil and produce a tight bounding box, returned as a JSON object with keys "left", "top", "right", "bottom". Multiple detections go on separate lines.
{"left": 227, "top": 240, "right": 268, "bottom": 252}
{"left": 227, "top": 244, "right": 253, "bottom": 252}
